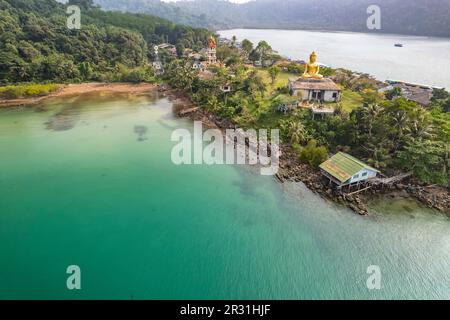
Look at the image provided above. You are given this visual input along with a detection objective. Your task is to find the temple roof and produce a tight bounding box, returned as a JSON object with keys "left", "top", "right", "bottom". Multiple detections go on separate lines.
{"left": 289, "top": 77, "right": 341, "bottom": 91}
{"left": 207, "top": 36, "right": 216, "bottom": 49}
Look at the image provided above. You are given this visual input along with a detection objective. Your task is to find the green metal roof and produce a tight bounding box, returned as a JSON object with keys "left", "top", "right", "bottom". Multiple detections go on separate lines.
{"left": 319, "top": 152, "right": 379, "bottom": 183}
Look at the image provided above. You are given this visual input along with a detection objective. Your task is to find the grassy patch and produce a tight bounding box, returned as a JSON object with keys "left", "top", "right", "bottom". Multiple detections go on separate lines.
{"left": 257, "top": 69, "right": 297, "bottom": 91}
{"left": 0, "top": 84, "right": 61, "bottom": 99}
{"left": 340, "top": 89, "right": 364, "bottom": 112}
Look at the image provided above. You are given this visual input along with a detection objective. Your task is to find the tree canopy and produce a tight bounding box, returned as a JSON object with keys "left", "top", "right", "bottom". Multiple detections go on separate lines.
{"left": 0, "top": 0, "right": 210, "bottom": 83}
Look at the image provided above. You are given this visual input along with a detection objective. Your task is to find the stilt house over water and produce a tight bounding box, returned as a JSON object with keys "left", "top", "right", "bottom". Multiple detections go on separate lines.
{"left": 319, "top": 152, "right": 380, "bottom": 189}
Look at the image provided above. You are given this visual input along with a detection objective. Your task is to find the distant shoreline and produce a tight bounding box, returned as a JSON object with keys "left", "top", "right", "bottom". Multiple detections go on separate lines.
{"left": 218, "top": 29, "right": 450, "bottom": 89}
{"left": 217, "top": 27, "right": 450, "bottom": 40}
{"left": 0, "top": 82, "right": 157, "bottom": 108}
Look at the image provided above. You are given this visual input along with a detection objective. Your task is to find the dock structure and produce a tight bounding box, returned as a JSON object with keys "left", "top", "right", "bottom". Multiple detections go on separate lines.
{"left": 368, "top": 172, "right": 413, "bottom": 186}
{"left": 178, "top": 107, "right": 199, "bottom": 116}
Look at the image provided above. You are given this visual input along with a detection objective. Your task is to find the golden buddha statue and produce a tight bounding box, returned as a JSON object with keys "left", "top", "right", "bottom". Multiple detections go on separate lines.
{"left": 302, "top": 51, "right": 323, "bottom": 79}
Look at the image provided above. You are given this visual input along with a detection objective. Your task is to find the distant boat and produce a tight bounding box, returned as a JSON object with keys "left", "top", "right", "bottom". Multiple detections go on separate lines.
{"left": 394, "top": 43, "right": 404, "bottom": 47}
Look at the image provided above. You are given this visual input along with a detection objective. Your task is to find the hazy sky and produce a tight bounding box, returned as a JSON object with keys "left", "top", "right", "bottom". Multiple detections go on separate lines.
{"left": 162, "top": 0, "right": 252, "bottom": 3}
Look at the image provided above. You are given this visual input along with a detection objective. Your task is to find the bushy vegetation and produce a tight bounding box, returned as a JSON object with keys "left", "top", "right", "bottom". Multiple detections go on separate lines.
{"left": 0, "top": 0, "right": 210, "bottom": 84}
{"left": 294, "top": 140, "right": 328, "bottom": 168}
{"left": 0, "top": 83, "right": 60, "bottom": 99}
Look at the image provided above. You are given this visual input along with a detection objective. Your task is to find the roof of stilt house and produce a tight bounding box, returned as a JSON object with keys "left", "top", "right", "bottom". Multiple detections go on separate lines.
{"left": 319, "top": 152, "right": 379, "bottom": 183}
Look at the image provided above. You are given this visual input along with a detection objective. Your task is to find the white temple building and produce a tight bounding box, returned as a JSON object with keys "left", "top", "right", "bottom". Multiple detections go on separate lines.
{"left": 288, "top": 78, "right": 341, "bottom": 102}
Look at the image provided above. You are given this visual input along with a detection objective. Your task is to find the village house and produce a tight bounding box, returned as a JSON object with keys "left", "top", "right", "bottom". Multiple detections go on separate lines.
{"left": 192, "top": 60, "right": 206, "bottom": 71}
{"left": 218, "top": 37, "right": 232, "bottom": 45}
{"left": 220, "top": 83, "right": 232, "bottom": 93}
{"left": 289, "top": 77, "right": 341, "bottom": 102}
{"left": 188, "top": 52, "right": 202, "bottom": 60}
{"left": 157, "top": 43, "right": 177, "bottom": 56}
{"left": 319, "top": 152, "right": 379, "bottom": 189}
{"left": 379, "top": 80, "right": 440, "bottom": 106}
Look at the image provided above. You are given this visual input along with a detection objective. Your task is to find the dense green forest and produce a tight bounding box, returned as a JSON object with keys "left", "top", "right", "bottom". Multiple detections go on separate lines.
{"left": 0, "top": 0, "right": 210, "bottom": 83}
{"left": 94, "top": 0, "right": 450, "bottom": 38}
{"left": 92, "top": 0, "right": 225, "bottom": 30}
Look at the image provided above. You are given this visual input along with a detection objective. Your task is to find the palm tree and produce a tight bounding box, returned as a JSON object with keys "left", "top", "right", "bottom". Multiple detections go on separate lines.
{"left": 268, "top": 66, "right": 280, "bottom": 86}
{"left": 287, "top": 121, "right": 307, "bottom": 145}
{"left": 256, "top": 40, "right": 272, "bottom": 61}
{"left": 406, "top": 108, "right": 434, "bottom": 140}
{"left": 176, "top": 62, "right": 197, "bottom": 93}
{"left": 361, "top": 104, "right": 382, "bottom": 139}
{"left": 442, "top": 143, "right": 450, "bottom": 190}
{"left": 392, "top": 110, "right": 408, "bottom": 138}
{"left": 391, "top": 110, "right": 409, "bottom": 151}
{"left": 205, "top": 96, "right": 219, "bottom": 113}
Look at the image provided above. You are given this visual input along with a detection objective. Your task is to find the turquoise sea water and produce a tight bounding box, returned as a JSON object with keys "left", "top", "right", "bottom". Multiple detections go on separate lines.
{"left": 0, "top": 93, "right": 449, "bottom": 299}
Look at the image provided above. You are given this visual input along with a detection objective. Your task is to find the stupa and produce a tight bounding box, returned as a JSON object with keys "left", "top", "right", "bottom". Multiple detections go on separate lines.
{"left": 206, "top": 36, "right": 217, "bottom": 65}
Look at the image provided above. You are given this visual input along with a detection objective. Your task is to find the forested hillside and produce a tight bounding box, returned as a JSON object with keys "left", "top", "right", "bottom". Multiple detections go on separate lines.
{"left": 0, "top": 0, "right": 210, "bottom": 83}
{"left": 94, "top": 0, "right": 450, "bottom": 38}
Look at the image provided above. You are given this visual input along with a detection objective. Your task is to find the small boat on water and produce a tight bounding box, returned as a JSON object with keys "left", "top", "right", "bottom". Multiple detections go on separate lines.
{"left": 394, "top": 43, "right": 404, "bottom": 47}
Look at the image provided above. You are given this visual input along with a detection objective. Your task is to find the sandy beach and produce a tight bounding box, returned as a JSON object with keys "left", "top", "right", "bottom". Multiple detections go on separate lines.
{"left": 0, "top": 82, "right": 157, "bottom": 108}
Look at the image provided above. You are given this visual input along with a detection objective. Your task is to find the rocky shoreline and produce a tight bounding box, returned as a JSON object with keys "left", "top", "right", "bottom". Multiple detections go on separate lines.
{"left": 161, "top": 85, "right": 450, "bottom": 216}
{"left": 275, "top": 146, "right": 450, "bottom": 215}
{"left": 3, "top": 82, "right": 447, "bottom": 216}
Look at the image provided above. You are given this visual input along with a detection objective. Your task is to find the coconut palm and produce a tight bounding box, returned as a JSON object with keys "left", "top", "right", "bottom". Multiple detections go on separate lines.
{"left": 392, "top": 110, "right": 408, "bottom": 138}
{"left": 366, "top": 143, "right": 389, "bottom": 169}
{"left": 406, "top": 108, "right": 434, "bottom": 140}
{"left": 361, "top": 104, "right": 382, "bottom": 139}
{"left": 282, "top": 121, "right": 307, "bottom": 145}
{"left": 442, "top": 143, "right": 450, "bottom": 190}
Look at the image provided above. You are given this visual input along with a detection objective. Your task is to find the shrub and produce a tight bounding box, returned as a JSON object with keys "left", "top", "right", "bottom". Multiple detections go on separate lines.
{"left": 298, "top": 139, "right": 329, "bottom": 167}
{"left": 125, "top": 69, "right": 147, "bottom": 83}
{"left": 385, "top": 87, "right": 402, "bottom": 100}
{"left": 0, "top": 84, "right": 60, "bottom": 99}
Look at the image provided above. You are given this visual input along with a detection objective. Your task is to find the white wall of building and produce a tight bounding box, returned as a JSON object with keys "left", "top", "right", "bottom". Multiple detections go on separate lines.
{"left": 291, "top": 89, "right": 340, "bottom": 102}
{"left": 348, "top": 168, "right": 378, "bottom": 184}
{"left": 323, "top": 90, "right": 340, "bottom": 102}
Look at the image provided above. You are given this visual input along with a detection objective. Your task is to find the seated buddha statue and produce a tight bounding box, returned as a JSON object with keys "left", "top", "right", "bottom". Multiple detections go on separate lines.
{"left": 302, "top": 51, "right": 323, "bottom": 79}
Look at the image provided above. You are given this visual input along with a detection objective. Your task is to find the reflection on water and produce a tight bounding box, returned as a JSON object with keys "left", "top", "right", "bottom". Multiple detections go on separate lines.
{"left": 45, "top": 103, "right": 81, "bottom": 131}
{"left": 41, "top": 92, "right": 160, "bottom": 132}
{"left": 368, "top": 195, "right": 449, "bottom": 221}
{"left": 0, "top": 93, "right": 449, "bottom": 300}
{"left": 134, "top": 125, "right": 149, "bottom": 141}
